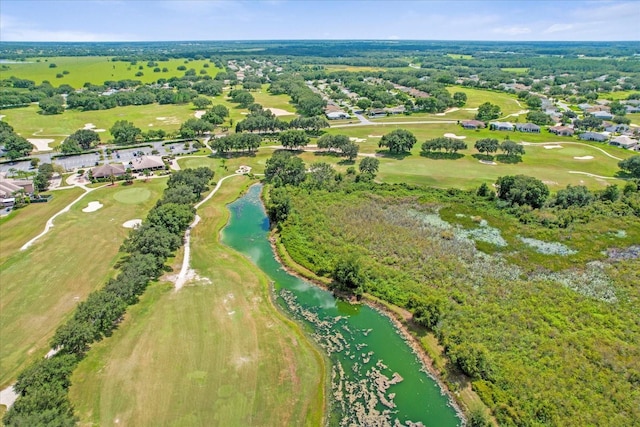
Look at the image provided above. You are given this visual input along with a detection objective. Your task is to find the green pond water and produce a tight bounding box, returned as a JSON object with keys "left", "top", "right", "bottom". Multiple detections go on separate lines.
{"left": 222, "top": 184, "right": 462, "bottom": 427}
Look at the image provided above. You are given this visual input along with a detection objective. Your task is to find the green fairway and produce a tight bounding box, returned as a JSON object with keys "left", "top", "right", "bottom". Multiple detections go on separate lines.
{"left": 2, "top": 103, "right": 201, "bottom": 146}
{"left": 501, "top": 67, "right": 529, "bottom": 74}
{"left": 0, "top": 57, "right": 221, "bottom": 88}
{"left": 446, "top": 54, "right": 472, "bottom": 59}
{"left": 0, "top": 187, "right": 83, "bottom": 263}
{"left": 112, "top": 187, "right": 152, "bottom": 204}
{"left": 0, "top": 179, "right": 167, "bottom": 388}
{"left": 69, "top": 177, "right": 325, "bottom": 426}
{"left": 446, "top": 85, "right": 523, "bottom": 117}
{"left": 600, "top": 90, "right": 639, "bottom": 101}
{"left": 252, "top": 84, "right": 296, "bottom": 113}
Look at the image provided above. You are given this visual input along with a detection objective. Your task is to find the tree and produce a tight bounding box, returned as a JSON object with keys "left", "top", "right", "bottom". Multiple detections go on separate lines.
{"left": 179, "top": 118, "right": 213, "bottom": 138}
{"left": 65, "top": 129, "right": 100, "bottom": 151}
{"left": 210, "top": 104, "right": 229, "bottom": 118}
{"left": 552, "top": 185, "right": 594, "bottom": 208}
{"left": 476, "top": 102, "right": 501, "bottom": 121}
{"left": 264, "top": 151, "right": 306, "bottom": 187}
{"left": 495, "top": 175, "right": 549, "bottom": 208}
{"left": 359, "top": 157, "right": 380, "bottom": 176}
{"left": 317, "top": 134, "right": 349, "bottom": 151}
{"left": 609, "top": 101, "right": 626, "bottom": 116}
{"left": 474, "top": 138, "right": 500, "bottom": 156}
{"left": 110, "top": 120, "right": 141, "bottom": 145}
{"left": 229, "top": 90, "right": 255, "bottom": 108}
{"left": 356, "top": 98, "right": 372, "bottom": 110}
{"left": 305, "top": 162, "right": 336, "bottom": 190}
{"left": 453, "top": 92, "right": 467, "bottom": 107}
{"left": 38, "top": 96, "right": 65, "bottom": 114}
{"left": 332, "top": 257, "right": 365, "bottom": 296}
{"left": 146, "top": 203, "right": 195, "bottom": 234}
{"left": 526, "top": 110, "right": 553, "bottom": 126}
{"left": 341, "top": 142, "right": 359, "bottom": 161}
{"left": 266, "top": 187, "right": 292, "bottom": 225}
{"left": 618, "top": 155, "right": 640, "bottom": 178}
{"left": 378, "top": 129, "right": 417, "bottom": 154}
{"left": 525, "top": 95, "right": 542, "bottom": 109}
{"left": 500, "top": 140, "right": 525, "bottom": 157}
{"left": 279, "top": 130, "right": 309, "bottom": 150}
{"left": 192, "top": 96, "right": 212, "bottom": 109}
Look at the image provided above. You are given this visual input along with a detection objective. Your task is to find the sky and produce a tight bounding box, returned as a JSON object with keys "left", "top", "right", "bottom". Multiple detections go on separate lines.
{"left": 0, "top": 0, "right": 639, "bottom": 42}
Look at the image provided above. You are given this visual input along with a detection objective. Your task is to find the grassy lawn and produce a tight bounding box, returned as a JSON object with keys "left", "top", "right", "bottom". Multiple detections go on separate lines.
{"left": 627, "top": 113, "right": 640, "bottom": 126}
{"left": 69, "top": 176, "right": 325, "bottom": 426}
{"left": 2, "top": 103, "right": 202, "bottom": 146}
{"left": 0, "top": 57, "right": 221, "bottom": 88}
{"left": 446, "top": 54, "right": 472, "bottom": 59}
{"left": 324, "top": 65, "right": 388, "bottom": 72}
{"left": 0, "top": 179, "right": 167, "bottom": 388}
{"left": 0, "top": 187, "right": 83, "bottom": 263}
{"left": 251, "top": 84, "right": 296, "bottom": 113}
{"left": 501, "top": 67, "right": 529, "bottom": 74}
{"left": 600, "top": 90, "right": 639, "bottom": 101}
{"left": 445, "top": 86, "right": 523, "bottom": 116}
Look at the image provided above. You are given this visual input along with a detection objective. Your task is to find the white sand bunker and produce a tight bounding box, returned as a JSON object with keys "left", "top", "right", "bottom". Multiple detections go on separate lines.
{"left": 93, "top": 129, "right": 106, "bottom": 132}
{"left": 194, "top": 110, "right": 206, "bottom": 118}
{"left": 122, "top": 219, "right": 143, "bottom": 228}
{"left": 266, "top": 107, "right": 294, "bottom": 116}
{"left": 236, "top": 165, "right": 252, "bottom": 174}
{"left": 349, "top": 137, "right": 367, "bottom": 143}
{"left": 479, "top": 160, "right": 497, "bottom": 165}
{"left": 544, "top": 145, "right": 563, "bottom": 149}
{"left": 436, "top": 107, "right": 459, "bottom": 116}
{"left": 83, "top": 123, "right": 96, "bottom": 130}
{"left": 368, "top": 135, "right": 383, "bottom": 138}
{"left": 82, "top": 201, "right": 103, "bottom": 213}
{"left": 27, "top": 138, "right": 54, "bottom": 151}
{"left": 574, "top": 156, "right": 594, "bottom": 160}
{"left": 0, "top": 115, "right": 6, "bottom": 120}
{"left": 444, "top": 133, "right": 467, "bottom": 140}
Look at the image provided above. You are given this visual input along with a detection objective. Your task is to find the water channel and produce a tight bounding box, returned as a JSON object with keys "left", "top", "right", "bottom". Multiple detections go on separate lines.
{"left": 221, "top": 184, "right": 462, "bottom": 427}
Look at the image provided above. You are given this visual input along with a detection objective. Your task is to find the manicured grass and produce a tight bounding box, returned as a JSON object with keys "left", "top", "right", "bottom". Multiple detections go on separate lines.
{"left": 252, "top": 84, "right": 296, "bottom": 113}
{"left": 2, "top": 103, "right": 200, "bottom": 146}
{"left": 445, "top": 86, "right": 523, "bottom": 116}
{"left": 0, "top": 179, "right": 167, "bottom": 388}
{"left": 501, "top": 67, "right": 529, "bottom": 74}
{"left": 446, "top": 54, "right": 472, "bottom": 59}
{"left": 69, "top": 177, "right": 325, "bottom": 426}
{"left": 627, "top": 113, "right": 640, "bottom": 125}
{"left": 112, "top": 187, "right": 152, "bottom": 204}
{"left": 0, "top": 187, "right": 83, "bottom": 264}
{"left": 0, "top": 57, "right": 221, "bottom": 88}
{"left": 324, "top": 65, "right": 388, "bottom": 72}
{"left": 600, "top": 90, "right": 639, "bottom": 101}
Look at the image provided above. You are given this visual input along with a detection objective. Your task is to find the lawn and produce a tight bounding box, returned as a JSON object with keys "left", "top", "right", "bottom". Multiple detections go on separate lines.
{"left": 324, "top": 65, "right": 388, "bottom": 72}
{"left": 600, "top": 90, "right": 639, "bottom": 101}
{"left": 0, "top": 179, "right": 167, "bottom": 388}
{"left": 0, "top": 56, "right": 221, "bottom": 88}
{"left": 446, "top": 54, "right": 473, "bottom": 59}
{"left": 2, "top": 103, "right": 202, "bottom": 146}
{"left": 0, "top": 187, "right": 83, "bottom": 263}
{"left": 445, "top": 86, "right": 523, "bottom": 117}
{"left": 69, "top": 176, "right": 325, "bottom": 426}
{"left": 501, "top": 67, "right": 529, "bottom": 74}
{"left": 627, "top": 112, "right": 640, "bottom": 126}
{"left": 252, "top": 84, "right": 296, "bottom": 114}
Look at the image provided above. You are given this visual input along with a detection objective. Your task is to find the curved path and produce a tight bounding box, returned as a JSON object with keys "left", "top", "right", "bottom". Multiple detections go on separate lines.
{"left": 331, "top": 119, "right": 456, "bottom": 128}
{"left": 521, "top": 140, "right": 624, "bottom": 161}
{"left": 568, "top": 171, "right": 618, "bottom": 180}
{"left": 174, "top": 173, "right": 243, "bottom": 290}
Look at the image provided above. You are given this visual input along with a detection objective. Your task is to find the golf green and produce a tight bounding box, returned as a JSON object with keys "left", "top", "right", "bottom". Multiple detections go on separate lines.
{"left": 113, "top": 188, "right": 152, "bottom": 204}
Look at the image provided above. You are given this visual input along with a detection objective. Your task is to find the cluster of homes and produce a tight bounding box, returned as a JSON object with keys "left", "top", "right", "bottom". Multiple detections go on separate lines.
{"left": 89, "top": 155, "right": 166, "bottom": 179}
{"left": 0, "top": 173, "right": 34, "bottom": 207}
{"left": 461, "top": 118, "right": 639, "bottom": 151}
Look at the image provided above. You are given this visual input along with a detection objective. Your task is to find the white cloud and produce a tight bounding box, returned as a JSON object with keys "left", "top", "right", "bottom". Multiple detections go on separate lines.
{"left": 543, "top": 23, "right": 575, "bottom": 34}
{"left": 492, "top": 26, "right": 532, "bottom": 36}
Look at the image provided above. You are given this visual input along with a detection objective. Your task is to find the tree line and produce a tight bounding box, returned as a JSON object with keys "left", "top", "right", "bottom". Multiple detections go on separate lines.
{"left": 3, "top": 167, "right": 215, "bottom": 426}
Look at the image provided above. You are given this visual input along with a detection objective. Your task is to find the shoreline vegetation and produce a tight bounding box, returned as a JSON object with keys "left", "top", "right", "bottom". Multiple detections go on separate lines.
{"left": 269, "top": 231, "right": 474, "bottom": 424}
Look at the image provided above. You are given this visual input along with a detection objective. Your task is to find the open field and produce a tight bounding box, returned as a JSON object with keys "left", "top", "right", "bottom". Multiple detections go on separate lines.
{"left": 0, "top": 57, "right": 221, "bottom": 88}
{"left": 445, "top": 86, "right": 523, "bottom": 117}
{"left": 599, "top": 90, "right": 639, "bottom": 101}
{"left": 2, "top": 103, "right": 201, "bottom": 146}
{"left": 252, "top": 84, "right": 296, "bottom": 113}
{"left": 501, "top": 67, "right": 529, "bottom": 74}
{"left": 69, "top": 176, "right": 325, "bottom": 426}
{"left": 0, "top": 187, "right": 83, "bottom": 263}
{"left": 627, "top": 113, "right": 640, "bottom": 125}
{"left": 0, "top": 179, "right": 167, "bottom": 388}
{"left": 446, "top": 54, "right": 472, "bottom": 59}
{"left": 324, "top": 64, "right": 389, "bottom": 72}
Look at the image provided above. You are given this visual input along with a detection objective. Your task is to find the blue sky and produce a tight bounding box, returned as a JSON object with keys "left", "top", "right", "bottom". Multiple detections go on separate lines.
{"left": 1, "top": 0, "right": 639, "bottom": 42}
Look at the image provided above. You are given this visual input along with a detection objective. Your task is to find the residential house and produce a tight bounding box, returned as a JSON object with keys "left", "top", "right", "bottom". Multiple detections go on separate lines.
{"left": 461, "top": 120, "right": 486, "bottom": 130}
{"left": 0, "top": 174, "right": 34, "bottom": 198}
{"left": 592, "top": 111, "right": 614, "bottom": 120}
{"left": 126, "top": 155, "right": 165, "bottom": 172}
{"left": 384, "top": 105, "right": 406, "bottom": 115}
{"left": 577, "top": 103, "right": 592, "bottom": 111}
{"left": 489, "top": 121, "right": 514, "bottom": 131}
{"left": 368, "top": 108, "right": 387, "bottom": 118}
{"left": 549, "top": 125, "right": 575, "bottom": 136}
{"left": 90, "top": 163, "right": 126, "bottom": 179}
{"left": 326, "top": 111, "right": 350, "bottom": 120}
{"left": 605, "top": 123, "right": 631, "bottom": 134}
{"left": 579, "top": 132, "right": 608, "bottom": 142}
{"left": 516, "top": 123, "right": 541, "bottom": 133}
{"left": 626, "top": 105, "right": 640, "bottom": 113}
{"left": 610, "top": 135, "right": 638, "bottom": 150}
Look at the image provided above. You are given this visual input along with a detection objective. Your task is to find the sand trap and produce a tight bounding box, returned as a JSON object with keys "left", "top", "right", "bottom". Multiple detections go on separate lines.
{"left": 436, "top": 107, "right": 459, "bottom": 116}
{"left": 194, "top": 110, "right": 206, "bottom": 119}
{"left": 574, "top": 156, "right": 594, "bottom": 160}
{"left": 82, "top": 123, "right": 96, "bottom": 130}
{"left": 240, "top": 112, "right": 248, "bottom": 115}
{"left": 479, "top": 160, "right": 497, "bottom": 165}
{"left": 544, "top": 145, "right": 563, "bottom": 149}
{"left": 0, "top": 115, "right": 5, "bottom": 120}
{"left": 444, "top": 133, "right": 467, "bottom": 140}
{"left": 368, "top": 135, "right": 383, "bottom": 138}
{"left": 235, "top": 165, "right": 252, "bottom": 174}
{"left": 82, "top": 201, "right": 103, "bottom": 213}
{"left": 27, "top": 138, "right": 54, "bottom": 151}
{"left": 349, "top": 137, "right": 367, "bottom": 143}
{"left": 93, "top": 129, "right": 106, "bottom": 132}
{"left": 148, "top": 124, "right": 154, "bottom": 126}
{"left": 266, "top": 107, "right": 294, "bottom": 116}
{"left": 156, "top": 117, "right": 167, "bottom": 121}
{"left": 122, "top": 219, "right": 143, "bottom": 228}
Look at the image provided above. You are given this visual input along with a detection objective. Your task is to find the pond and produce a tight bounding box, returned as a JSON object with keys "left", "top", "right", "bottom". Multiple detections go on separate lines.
{"left": 222, "top": 184, "right": 462, "bottom": 426}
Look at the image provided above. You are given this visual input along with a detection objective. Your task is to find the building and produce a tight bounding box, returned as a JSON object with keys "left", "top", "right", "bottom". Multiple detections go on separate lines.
{"left": 0, "top": 175, "right": 34, "bottom": 198}
{"left": 549, "top": 125, "right": 575, "bottom": 136}
{"left": 579, "top": 132, "right": 608, "bottom": 142}
{"left": 368, "top": 108, "right": 387, "bottom": 118}
{"left": 126, "top": 155, "right": 165, "bottom": 172}
{"left": 326, "top": 111, "right": 350, "bottom": 120}
{"left": 592, "top": 111, "right": 614, "bottom": 120}
{"left": 489, "top": 121, "right": 514, "bottom": 131}
{"left": 610, "top": 135, "right": 638, "bottom": 149}
{"left": 516, "top": 123, "right": 541, "bottom": 133}
{"left": 605, "top": 123, "right": 631, "bottom": 134}
{"left": 461, "top": 120, "right": 486, "bottom": 130}
{"left": 90, "top": 163, "right": 126, "bottom": 179}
